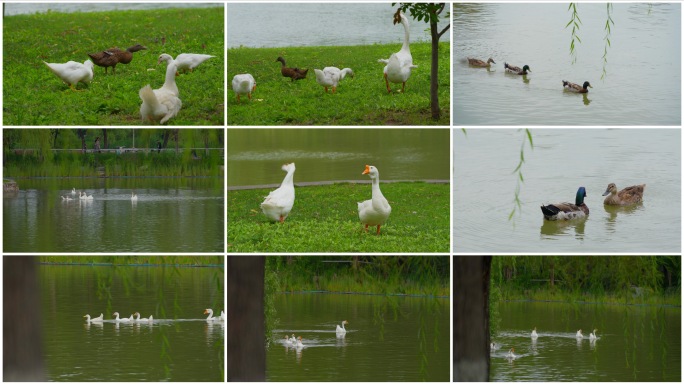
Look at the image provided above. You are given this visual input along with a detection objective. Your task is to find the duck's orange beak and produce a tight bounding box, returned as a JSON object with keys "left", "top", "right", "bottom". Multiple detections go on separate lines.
{"left": 362, "top": 165, "right": 370, "bottom": 175}
{"left": 204, "top": 309, "right": 209, "bottom": 314}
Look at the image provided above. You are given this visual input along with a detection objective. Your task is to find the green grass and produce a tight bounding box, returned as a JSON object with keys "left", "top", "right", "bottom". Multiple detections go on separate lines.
{"left": 228, "top": 42, "right": 450, "bottom": 125}
{"left": 39, "top": 256, "right": 224, "bottom": 266}
{"left": 4, "top": 7, "right": 224, "bottom": 125}
{"left": 500, "top": 286, "right": 681, "bottom": 307}
{"left": 228, "top": 182, "right": 450, "bottom": 252}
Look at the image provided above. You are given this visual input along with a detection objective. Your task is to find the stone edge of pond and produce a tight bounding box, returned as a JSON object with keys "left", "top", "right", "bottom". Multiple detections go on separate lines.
{"left": 228, "top": 179, "right": 450, "bottom": 191}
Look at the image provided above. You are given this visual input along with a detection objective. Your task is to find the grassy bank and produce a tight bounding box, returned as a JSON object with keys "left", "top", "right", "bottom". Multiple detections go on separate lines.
{"left": 228, "top": 42, "right": 450, "bottom": 125}
{"left": 228, "top": 182, "right": 450, "bottom": 252}
{"left": 4, "top": 7, "right": 224, "bottom": 125}
{"left": 499, "top": 286, "right": 681, "bottom": 307}
{"left": 269, "top": 256, "right": 449, "bottom": 297}
{"left": 4, "top": 151, "right": 223, "bottom": 177}
{"left": 40, "top": 256, "right": 224, "bottom": 267}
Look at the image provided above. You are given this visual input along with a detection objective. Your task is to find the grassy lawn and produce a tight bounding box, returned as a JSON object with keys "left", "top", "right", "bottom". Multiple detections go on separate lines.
{"left": 4, "top": 7, "right": 224, "bottom": 125}
{"left": 227, "top": 42, "right": 450, "bottom": 125}
{"left": 228, "top": 182, "right": 450, "bottom": 253}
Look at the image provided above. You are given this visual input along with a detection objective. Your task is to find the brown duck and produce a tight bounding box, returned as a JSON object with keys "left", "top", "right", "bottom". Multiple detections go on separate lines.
{"left": 276, "top": 56, "right": 308, "bottom": 81}
{"left": 88, "top": 44, "right": 147, "bottom": 74}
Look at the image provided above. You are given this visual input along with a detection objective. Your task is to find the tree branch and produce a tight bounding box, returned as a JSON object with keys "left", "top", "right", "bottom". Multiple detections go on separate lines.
{"left": 438, "top": 24, "right": 450, "bottom": 38}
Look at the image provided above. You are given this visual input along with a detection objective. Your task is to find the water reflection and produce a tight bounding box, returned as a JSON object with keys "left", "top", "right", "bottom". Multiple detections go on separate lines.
{"left": 539, "top": 218, "right": 586, "bottom": 238}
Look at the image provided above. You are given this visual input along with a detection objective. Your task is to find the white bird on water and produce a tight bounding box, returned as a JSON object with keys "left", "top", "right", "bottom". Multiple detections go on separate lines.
{"left": 589, "top": 329, "right": 598, "bottom": 340}
{"left": 576, "top": 329, "right": 584, "bottom": 339}
{"left": 531, "top": 327, "right": 538, "bottom": 339}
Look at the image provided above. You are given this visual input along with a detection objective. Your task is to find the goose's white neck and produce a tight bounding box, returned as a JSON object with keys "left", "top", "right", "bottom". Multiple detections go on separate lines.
{"left": 206, "top": 309, "right": 214, "bottom": 319}
{"left": 281, "top": 169, "right": 295, "bottom": 187}
{"left": 162, "top": 61, "right": 179, "bottom": 96}
{"left": 400, "top": 15, "right": 411, "bottom": 53}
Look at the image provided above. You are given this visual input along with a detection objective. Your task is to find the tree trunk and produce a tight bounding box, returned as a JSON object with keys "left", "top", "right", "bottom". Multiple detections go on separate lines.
{"left": 549, "top": 263, "right": 555, "bottom": 287}
{"left": 4, "top": 256, "right": 46, "bottom": 381}
{"left": 454, "top": 256, "right": 491, "bottom": 381}
{"left": 102, "top": 129, "right": 108, "bottom": 150}
{"left": 430, "top": 15, "right": 440, "bottom": 120}
{"left": 227, "top": 257, "right": 266, "bottom": 381}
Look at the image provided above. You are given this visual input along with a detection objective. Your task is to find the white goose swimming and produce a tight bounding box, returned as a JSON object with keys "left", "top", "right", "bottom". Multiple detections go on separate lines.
{"left": 131, "top": 192, "right": 138, "bottom": 201}
{"left": 378, "top": 9, "right": 417, "bottom": 93}
{"left": 139, "top": 53, "right": 181, "bottom": 124}
{"left": 589, "top": 329, "right": 598, "bottom": 340}
{"left": 296, "top": 336, "right": 304, "bottom": 348}
{"left": 576, "top": 329, "right": 584, "bottom": 339}
{"left": 84, "top": 313, "right": 103, "bottom": 322}
{"left": 531, "top": 327, "right": 538, "bottom": 339}
{"left": 336, "top": 320, "right": 349, "bottom": 334}
{"left": 261, "top": 163, "right": 296, "bottom": 223}
{"left": 71, "top": 188, "right": 77, "bottom": 195}
{"left": 231, "top": 74, "right": 256, "bottom": 101}
{"left": 44, "top": 59, "right": 94, "bottom": 91}
{"left": 112, "top": 312, "right": 130, "bottom": 322}
{"left": 204, "top": 308, "right": 223, "bottom": 321}
{"left": 358, "top": 165, "right": 392, "bottom": 234}
{"left": 506, "top": 348, "right": 517, "bottom": 359}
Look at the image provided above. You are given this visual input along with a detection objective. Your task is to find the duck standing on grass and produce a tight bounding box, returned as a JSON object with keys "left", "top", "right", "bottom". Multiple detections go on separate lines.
{"left": 276, "top": 57, "right": 308, "bottom": 81}
{"left": 88, "top": 44, "right": 147, "bottom": 74}
{"left": 173, "top": 53, "right": 214, "bottom": 74}
{"left": 44, "top": 60, "right": 94, "bottom": 91}
{"left": 261, "top": 163, "right": 296, "bottom": 223}
{"left": 232, "top": 74, "right": 256, "bottom": 101}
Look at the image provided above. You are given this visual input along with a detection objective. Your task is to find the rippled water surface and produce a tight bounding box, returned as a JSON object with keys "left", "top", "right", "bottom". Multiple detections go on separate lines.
{"left": 490, "top": 301, "right": 680, "bottom": 381}
{"left": 4, "top": 179, "right": 224, "bottom": 252}
{"left": 453, "top": 3, "right": 681, "bottom": 125}
{"left": 268, "top": 293, "right": 449, "bottom": 381}
{"left": 454, "top": 129, "right": 681, "bottom": 252}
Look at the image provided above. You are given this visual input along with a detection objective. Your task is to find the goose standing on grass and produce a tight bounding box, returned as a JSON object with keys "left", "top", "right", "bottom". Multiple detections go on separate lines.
{"left": 261, "top": 163, "right": 296, "bottom": 223}
{"left": 531, "top": 327, "right": 538, "bottom": 339}
{"left": 358, "top": 165, "right": 392, "bottom": 234}
{"left": 84, "top": 313, "right": 103, "bottom": 323}
{"left": 44, "top": 59, "right": 94, "bottom": 91}
{"left": 336, "top": 320, "right": 349, "bottom": 334}
{"left": 173, "top": 53, "right": 215, "bottom": 74}
{"left": 232, "top": 74, "right": 256, "bottom": 101}
{"left": 379, "top": 9, "right": 417, "bottom": 93}
{"left": 139, "top": 53, "right": 181, "bottom": 124}
{"left": 314, "top": 67, "right": 354, "bottom": 93}
{"left": 576, "top": 329, "right": 584, "bottom": 339}
{"left": 112, "top": 312, "right": 130, "bottom": 322}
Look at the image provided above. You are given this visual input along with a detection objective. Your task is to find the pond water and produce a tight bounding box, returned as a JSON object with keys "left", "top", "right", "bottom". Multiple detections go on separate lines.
{"left": 268, "top": 293, "right": 450, "bottom": 382}
{"left": 490, "top": 301, "right": 681, "bottom": 381}
{"left": 453, "top": 3, "right": 681, "bottom": 125}
{"left": 40, "top": 264, "right": 224, "bottom": 382}
{"left": 3, "top": 178, "right": 224, "bottom": 252}
{"left": 454, "top": 129, "right": 681, "bottom": 253}
{"left": 3, "top": 3, "right": 222, "bottom": 16}
{"left": 227, "top": 129, "right": 450, "bottom": 186}
{"left": 227, "top": 3, "right": 450, "bottom": 48}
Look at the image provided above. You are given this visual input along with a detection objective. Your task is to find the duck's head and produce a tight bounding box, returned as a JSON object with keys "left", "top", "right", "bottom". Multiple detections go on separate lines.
{"left": 134, "top": 312, "right": 140, "bottom": 317}
{"left": 488, "top": 58, "right": 496, "bottom": 64}
{"left": 298, "top": 336, "right": 302, "bottom": 341}
{"left": 158, "top": 53, "right": 174, "bottom": 65}
{"left": 522, "top": 65, "right": 531, "bottom": 72}
{"left": 393, "top": 8, "right": 402, "bottom": 25}
{"left": 113, "top": 312, "right": 120, "bottom": 317}
{"left": 204, "top": 309, "right": 212, "bottom": 314}
{"left": 583, "top": 81, "right": 592, "bottom": 89}
{"left": 363, "top": 165, "right": 379, "bottom": 178}
{"left": 510, "top": 348, "right": 515, "bottom": 353}
{"left": 83, "top": 314, "right": 89, "bottom": 319}
{"left": 602, "top": 183, "right": 617, "bottom": 196}
{"left": 575, "top": 187, "right": 587, "bottom": 205}
{"left": 128, "top": 44, "right": 148, "bottom": 53}
{"left": 343, "top": 320, "right": 349, "bottom": 325}
{"left": 276, "top": 56, "right": 285, "bottom": 64}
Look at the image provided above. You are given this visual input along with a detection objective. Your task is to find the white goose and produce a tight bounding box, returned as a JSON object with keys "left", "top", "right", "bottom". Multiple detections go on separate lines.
{"left": 290, "top": 334, "right": 296, "bottom": 344}
{"left": 79, "top": 191, "right": 87, "bottom": 200}
{"left": 147, "top": 315, "right": 154, "bottom": 323}
{"left": 44, "top": 59, "right": 94, "bottom": 91}
{"left": 133, "top": 312, "right": 143, "bottom": 322}
{"left": 314, "top": 67, "right": 353, "bottom": 93}
{"left": 71, "top": 188, "right": 77, "bottom": 195}
{"left": 173, "top": 53, "right": 215, "bottom": 74}
{"left": 506, "top": 348, "right": 517, "bottom": 359}
{"left": 139, "top": 53, "right": 181, "bottom": 124}
{"left": 296, "top": 336, "right": 304, "bottom": 348}
{"left": 131, "top": 192, "right": 138, "bottom": 201}
{"left": 232, "top": 74, "right": 256, "bottom": 101}
{"left": 204, "top": 308, "right": 223, "bottom": 321}
{"left": 378, "top": 10, "right": 417, "bottom": 93}
{"left": 336, "top": 320, "right": 349, "bottom": 334}
{"left": 358, "top": 165, "right": 392, "bottom": 234}
{"left": 576, "top": 329, "right": 584, "bottom": 339}
{"left": 84, "top": 313, "right": 103, "bottom": 322}
{"left": 112, "top": 312, "right": 130, "bottom": 322}
{"left": 589, "top": 329, "right": 598, "bottom": 340}
{"left": 531, "top": 327, "right": 538, "bottom": 339}
{"left": 261, "top": 163, "right": 296, "bottom": 223}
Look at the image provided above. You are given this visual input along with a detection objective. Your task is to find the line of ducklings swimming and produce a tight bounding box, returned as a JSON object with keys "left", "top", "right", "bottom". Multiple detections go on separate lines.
{"left": 467, "top": 57, "right": 593, "bottom": 93}
{"left": 494, "top": 328, "right": 599, "bottom": 361}
{"left": 83, "top": 308, "right": 225, "bottom": 323}
{"left": 541, "top": 183, "right": 645, "bottom": 221}
{"left": 43, "top": 46, "right": 214, "bottom": 124}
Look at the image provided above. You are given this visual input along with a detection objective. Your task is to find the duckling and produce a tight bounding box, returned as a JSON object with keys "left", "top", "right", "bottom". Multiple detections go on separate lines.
{"left": 44, "top": 60, "right": 94, "bottom": 91}
{"left": 602, "top": 183, "right": 645, "bottom": 206}
{"left": 467, "top": 57, "right": 496, "bottom": 67}
{"left": 88, "top": 44, "right": 147, "bottom": 74}
{"left": 540, "top": 187, "right": 589, "bottom": 220}
{"left": 562, "top": 80, "right": 592, "bottom": 93}
{"left": 504, "top": 63, "right": 531, "bottom": 75}
{"left": 275, "top": 57, "right": 308, "bottom": 81}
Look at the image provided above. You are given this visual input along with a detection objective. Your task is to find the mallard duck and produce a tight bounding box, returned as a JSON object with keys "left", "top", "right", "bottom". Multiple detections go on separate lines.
{"left": 379, "top": 9, "right": 418, "bottom": 93}
{"left": 540, "top": 187, "right": 589, "bottom": 220}
{"left": 173, "top": 53, "right": 214, "bottom": 74}
{"left": 43, "top": 60, "right": 94, "bottom": 91}
{"left": 231, "top": 74, "right": 256, "bottom": 101}
{"left": 562, "top": 80, "right": 592, "bottom": 93}
{"left": 139, "top": 54, "right": 181, "bottom": 124}
{"left": 313, "top": 67, "right": 353, "bottom": 93}
{"left": 467, "top": 57, "right": 495, "bottom": 67}
{"left": 261, "top": 163, "right": 296, "bottom": 223}
{"left": 88, "top": 44, "right": 147, "bottom": 74}
{"left": 276, "top": 57, "right": 308, "bottom": 81}
{"left": 358, "top": 165, "right": 392, "bottom": 234}
{"left": 602, "top": 183, "right": 645, "bottom": 206}
{"left": 504, "top": 63, "right": 531, "bottom": 75}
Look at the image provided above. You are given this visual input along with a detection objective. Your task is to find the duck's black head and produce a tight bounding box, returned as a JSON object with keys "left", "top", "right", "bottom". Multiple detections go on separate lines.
{"left": 522, "top": 65, "right": 531, "bottom": 72}
{"left": 576, "top": 187, "right": 587, "bottom": 205}
{"left": 276, "top": 56, "right": 285, "bottom": 64}
{"left": 583, "top": 81, "right": 592, "bottom": 89}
